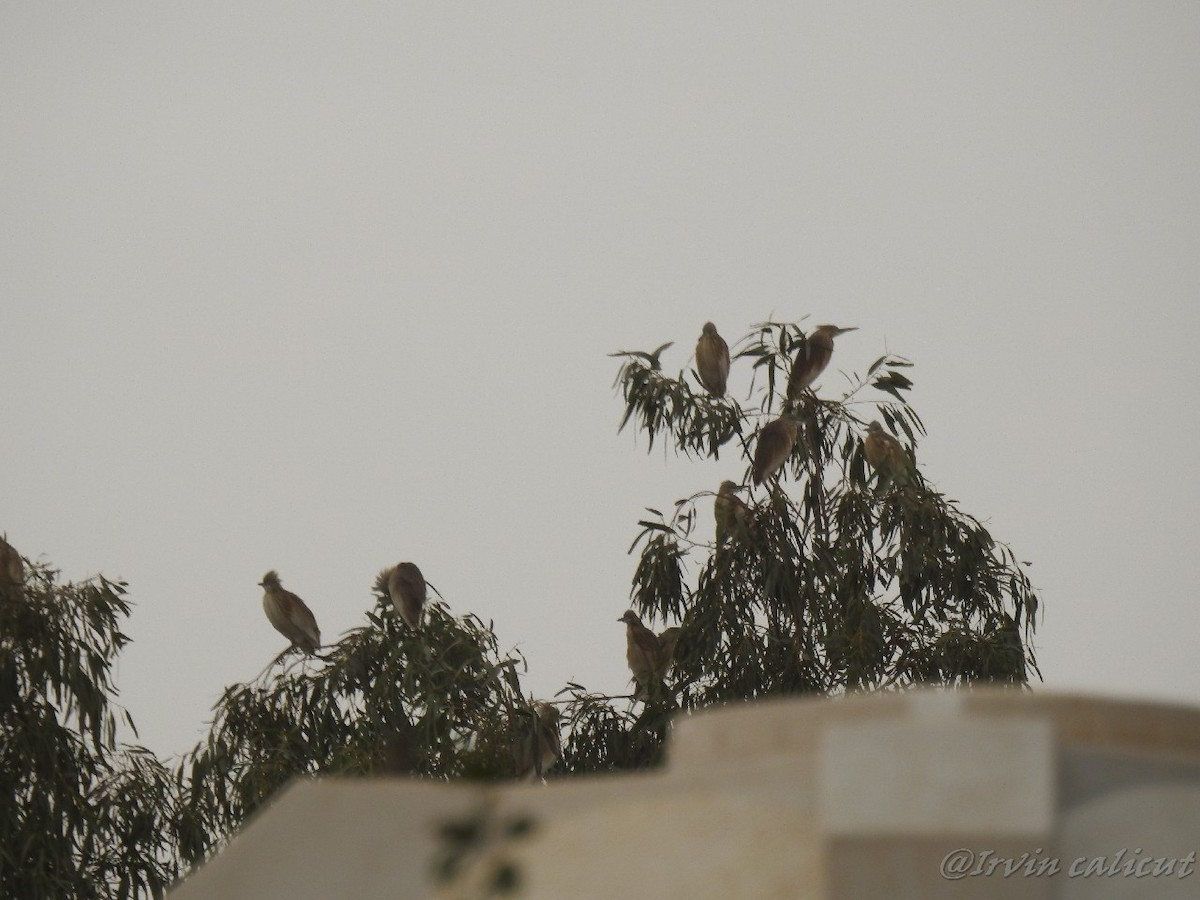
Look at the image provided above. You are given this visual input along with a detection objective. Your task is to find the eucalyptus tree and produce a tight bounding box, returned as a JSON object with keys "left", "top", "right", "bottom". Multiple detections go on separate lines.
{"left": 0, "top": 562, "right": 180, "bottom": 899}
{"left": 595, "top": 319, "right": 1038, "bottom": 738}
{"left": 174, "top": 587, "right": 532, "bottom": 869}
{"left": 2, "top": 318, "right": 1042, "bottom": 897}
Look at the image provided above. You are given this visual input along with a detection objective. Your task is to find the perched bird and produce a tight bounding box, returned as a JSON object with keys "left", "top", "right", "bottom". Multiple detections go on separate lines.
{"left": 752, "top": 416, "right": 800, "bottom": 486}
{"left": 695, "top": 321, "right": 731, "bottom": 398}
{"left": 512, "top": 701, "right": 562, "bottom": 781}
{"left": 864, "top": 421, "right": 912, "bottom": 486}
{"left": 787, "top": 324, "right": 857, "bottom": 399}
{"left": 619, "top": 609, "right": 665, "bottom": 700}
{"left": 385, "top": 562, "right": 427, "bottom": 632}
{"left": 990, "top": 613, "right": 1027, "bottom": 683}
{"left": 381, "top": 722, "right": 419, "bottom": 776}
{"left": 714, "top": 480, "right": 750, "bottom": 544}
{"left": 0, "top": 534, "right": 25, "bottom": 599}
{"left": 259, "top": 570, "right": 321, "bottom": 655}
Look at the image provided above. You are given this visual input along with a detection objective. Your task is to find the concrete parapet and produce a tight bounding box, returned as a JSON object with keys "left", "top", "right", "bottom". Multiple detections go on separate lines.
{"left": 170, "top": 690, "right": 1200, "bottom": 899}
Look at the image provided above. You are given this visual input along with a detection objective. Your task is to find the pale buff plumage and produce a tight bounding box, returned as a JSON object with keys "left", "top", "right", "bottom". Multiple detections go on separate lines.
{"left": 385, "top": 562, "right": 427, "bottom": 632}
{"left": 512, "top": 702, "right": 563, "bottom": 781}
{"left": 787, "top": 325, "right": 856, "bottom": 399}
{"left": 752, "top": 416, "right": 800, "bottom": 486}
{"left": 618, "top": 610, "right": 684, "bottom": 701}
{"left": 695, "top": 321, "right": 731, "bottom": 398}
{"left": 619, "top": 609, "right": 665, "bottom": 699}
{"left": 864, "top": 421, "right": 912, "bottom": 485}
{"left": 259, "top": 570, "right": 321, "bottom": 654}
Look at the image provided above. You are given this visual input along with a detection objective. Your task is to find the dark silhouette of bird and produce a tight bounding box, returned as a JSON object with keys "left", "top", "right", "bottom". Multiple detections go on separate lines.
{"left": 986, "top": 614, "right": 1027, "bottom": 683}
{"left": 864, "top": 421, "right": 912, "bottom": 486}
{"left": 752, "top": 416, "right": 800, "bottom": 486}
{"left": 695, "top": 322, "right": 731, "bottom": 397}
{"left": 512, "top": 702, "right": 562, "bottom": 781}
{"left": 259, "top": 570, "right": 321, "bottom": 655}
{"left": 787, "top": 324, "right": 856, "bottom": 399}
{"left": 0, "top": 534, "right": 25, "bottom": 600}
{"left": 386, "top": 562, "right": 427, "bottom": 632}
{"left": 714, "top": 480, "right": 750, "bottom": 544}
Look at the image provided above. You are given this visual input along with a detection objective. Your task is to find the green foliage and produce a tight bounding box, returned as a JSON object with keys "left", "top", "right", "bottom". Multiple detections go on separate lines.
{"left": 3, "top": 317, "right": 1042, "bottom": 897}
{"left": 616, "top": 319, "right": 1039, "bottom": 712}
{"left": 0, "top": 564, "right": 179, "bottom": 899}
{"left": 175, "top": 594, "right": 528, "bottom": 865}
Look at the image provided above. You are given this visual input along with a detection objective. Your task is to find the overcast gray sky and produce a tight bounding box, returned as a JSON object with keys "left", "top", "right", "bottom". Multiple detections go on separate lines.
{"left": 3, "top": 3, "right": 1198, "bottom": 758}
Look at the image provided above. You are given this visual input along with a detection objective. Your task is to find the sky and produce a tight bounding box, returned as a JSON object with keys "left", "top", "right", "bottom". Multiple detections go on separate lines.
{"left": 3, "top": 3, "right": 1198, "bottom": 759}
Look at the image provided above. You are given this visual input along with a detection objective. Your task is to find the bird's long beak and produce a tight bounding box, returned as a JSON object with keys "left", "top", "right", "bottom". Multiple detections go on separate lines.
{"left": 836, "top": 326, "right": 858, "bottom": 335}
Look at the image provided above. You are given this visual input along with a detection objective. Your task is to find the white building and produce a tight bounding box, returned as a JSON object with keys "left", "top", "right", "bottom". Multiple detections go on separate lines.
{"left": 169, "top": 689, "right": 1200, "bottom": 899}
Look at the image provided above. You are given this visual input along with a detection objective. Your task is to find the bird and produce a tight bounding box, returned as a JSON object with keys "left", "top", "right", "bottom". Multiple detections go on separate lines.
{"left": 990, "top": 613, "right": 1027, "bottom": 683}
{"left": 512, "top": 701, "right": 562, "bottom": 781}
{"left": 752, "top": 416, "right": 800, "bottom": 485}
{"left": 619, "top": 609, "right": 678, "bottom": 701}
{"left": 259, "top": 570, "right": 321, "bottom": 655}
{"left": 618, "top": 609, "right": 665, "bottom": 698}
{"left": 695, "top": 322, "right": 731, "bottom": 397}
{"left": 864, "top": 421, "right": 912, "bottom": 486}
{"left": 714, "top": 480, "right": 750, "bottom": 544}
{"left": 0, "top": 534, "right": 25, "bottom": 599}
{"left": 786, "top": 324, "right": 857, "bottom": 399}
{"left": 385, "top": 562, "right": 427, "bottom": 632}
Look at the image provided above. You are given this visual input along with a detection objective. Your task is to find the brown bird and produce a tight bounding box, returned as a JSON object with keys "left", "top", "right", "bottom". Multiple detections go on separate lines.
{"left": 787, "top": 324, "right": 857, "bottom": 399}
{"left": 619, "top": 609, "right": 666, "bottom": 700}
{"left": 0, "top": 534, "right": 25, "bottom": 599}
{"left": 385, "top": 562, "right": 427, "bottom": 631}
{"left": 714, "top": 480, "right": 750, "bottom": 544}
{"left": 751, "top": 416, "right": 800, "bottom": 485}
{"left": 864, "top": 421, "right": 912, "bottom": 486}
{"left": 695, "top": 321, "right": 731, "bottom": 397}
{"left": 259, "top": 570, "right": 321, "bottom": 655}
{"left": 512, "top": 701, "right": 562, "bottom": 781}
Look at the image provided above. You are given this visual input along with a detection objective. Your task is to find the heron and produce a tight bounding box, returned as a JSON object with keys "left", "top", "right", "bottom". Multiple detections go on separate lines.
{"left": 787, "top": 324, "right": 857, "bottom": 399}
{"left": 695, "top": 321, "right": 731, "bottom": 397}
{"left": 259, "top": 570, "right": 321, "bottom": 656}
{"left": 864, "top": 421, "right": 912, "bottom": 486}
{"left": 618, "top": 609, "right": 666, "bottom": 700}
{"left": 752, "top": 416, "right": 800, "bottom": 486}
{"left": 512, "top": 701, "right": 563, "bottom": 781}
{"left": 386, "top": 562, "right": 427, "bottom": 632}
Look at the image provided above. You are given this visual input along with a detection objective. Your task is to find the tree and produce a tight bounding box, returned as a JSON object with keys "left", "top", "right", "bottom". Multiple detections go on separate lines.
{"left": 3, "top": 318, "right": 1041, "bottom": 896}
{"left": 0, "top": 562, "right": 180, "bottom": 898}
{"left": 174, "top": 591, "right": 531, "bottom": 867}
{"left": 608, "top": 320, "right": 1039, "bottom": 711}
